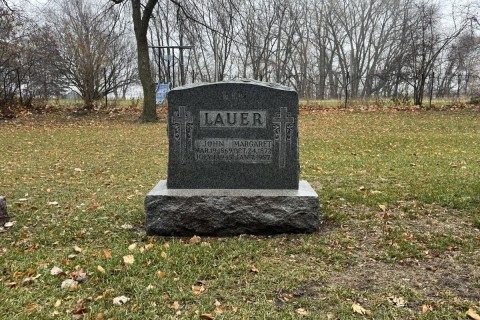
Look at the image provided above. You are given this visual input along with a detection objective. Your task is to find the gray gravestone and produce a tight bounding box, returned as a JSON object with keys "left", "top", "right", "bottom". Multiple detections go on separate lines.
{"left": 167, "top": 80, "right": 298, "bottom": 189}
{"left": 145, "top": 80, "right": 320, "bottom": 236}
{"left": 0, "top": 196, "right": 8, "bottom": 225}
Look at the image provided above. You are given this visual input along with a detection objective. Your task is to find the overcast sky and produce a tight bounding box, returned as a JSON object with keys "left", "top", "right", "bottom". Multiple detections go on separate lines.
{"left": 6, "top": 0, "right": 478, "bottom": 29}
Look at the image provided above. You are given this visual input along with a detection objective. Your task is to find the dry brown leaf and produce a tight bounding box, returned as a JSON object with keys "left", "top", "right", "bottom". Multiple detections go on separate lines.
{"left": 200, "top": 313, "right": 214, "bottom": 319}
{"left": 192, "top": 285, "right": 205, "bottom": 295}
{"left": 71, "top": 270, "right": 87, "bottom": 282}
{"left": 128, "top": 243, "right": 137, "bottom": 251}
{"left": 352, "top": 303, "right": 371, "bottom": 315}
{"left": 103, "top": 249, "right": 112, "bottom": 259}
{"left": 296, "top": 308, "right": 309, "bottom": 315}
{"left": 97, "top": 265, "right": 106, "bottom": 274}
{"left": 144, "top": 243, "right": 154, "bottom": 251}
{"left": 215, "top": 306, "right": 226, "bottom": 313}
{"left": 50, "top": 266, "right": 64, "bottom": 276}
{"left": 73, "top": 245, "right": 82, "bottom": 253}
{"left": 157, "top": 271, "right": 166, "bottom": 278}
{"left": 379, "top": 204, "right": 387, "bottom": 212}
{"left": 123, "top": 254, "right": 135, "bottom": 265}
{"left": 161, "top": 251, "right": 167, "bottom": 258}
{"left": 61, "top": 279, "right": 78, "bottom": 290}
{"left": 421, "top": 305, "right": 429, "bottom": 313}
{"left": 169, "top": 301, "right": 180, "bottom": 310}
{"left": 189, "top": 235, "right": 201, "bottom": 244}
{"left": 250, "top": 265, "right": 259, "bottom": 273}
{"left": 112, "top": 295, "right": 130, "bottom": 306}
{"left": 467, "top": 308, "right": 480, "bottom": 320}
{"left": 26, "top": 304, "right": 37, "bottom": 311}
{"left": 388, "top": 296, "right": 406, "bottom": 307}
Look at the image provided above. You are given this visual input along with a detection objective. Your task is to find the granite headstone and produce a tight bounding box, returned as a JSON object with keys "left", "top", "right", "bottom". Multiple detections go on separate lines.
{"left": 167, "top": 80, "right": 299, "bottom": 189}
{"left": 145, "top": 80, "right": 320, "bottom": 236}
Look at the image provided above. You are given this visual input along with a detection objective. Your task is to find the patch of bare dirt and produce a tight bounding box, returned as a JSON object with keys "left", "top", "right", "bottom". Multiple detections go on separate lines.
{"left": 325, "top": 207, "right": 480, "bottom": 305}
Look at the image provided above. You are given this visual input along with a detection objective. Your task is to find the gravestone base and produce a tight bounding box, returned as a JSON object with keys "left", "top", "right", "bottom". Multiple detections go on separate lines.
{"left": 145, "top": 180, "right": 320, "bottom": 236}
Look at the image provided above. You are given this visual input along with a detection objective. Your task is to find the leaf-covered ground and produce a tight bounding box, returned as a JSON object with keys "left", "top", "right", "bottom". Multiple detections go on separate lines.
{"left": 0, "top": 108, "right": 479, "bottom": 319}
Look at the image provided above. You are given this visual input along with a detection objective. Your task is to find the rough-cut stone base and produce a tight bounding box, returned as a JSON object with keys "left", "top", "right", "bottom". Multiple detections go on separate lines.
{"left": 145, "top": 180, "right": 320, "bottom": 236}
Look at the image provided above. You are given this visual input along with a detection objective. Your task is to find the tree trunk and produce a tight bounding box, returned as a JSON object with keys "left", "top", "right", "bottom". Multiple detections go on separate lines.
{"left": 131, "top": 0, "right": 158, "bottom": 123}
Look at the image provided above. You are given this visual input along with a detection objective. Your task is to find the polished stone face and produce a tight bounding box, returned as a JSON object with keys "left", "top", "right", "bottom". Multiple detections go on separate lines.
{"left": 167, "top": 80, "right": 299, "bottom": 189}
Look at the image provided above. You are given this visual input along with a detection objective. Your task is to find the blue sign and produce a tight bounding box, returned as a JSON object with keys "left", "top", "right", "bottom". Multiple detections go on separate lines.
{"left": 156, "top": 82, "right": 171, "bottom": 104}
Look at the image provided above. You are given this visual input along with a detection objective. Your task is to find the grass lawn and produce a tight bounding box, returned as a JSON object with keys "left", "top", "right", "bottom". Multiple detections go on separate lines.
{"left": 0, "top": 109, "right": 479, "bottom": 319}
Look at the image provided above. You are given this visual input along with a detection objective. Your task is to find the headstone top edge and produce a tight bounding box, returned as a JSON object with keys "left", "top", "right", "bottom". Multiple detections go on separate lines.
{"left": 169, "top": 79, "right": 296, "bottom": 93}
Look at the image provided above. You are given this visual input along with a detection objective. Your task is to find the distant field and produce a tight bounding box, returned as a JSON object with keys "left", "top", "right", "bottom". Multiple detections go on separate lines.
{"left": 0, "top": 110, "right": 479, "bottom": 319}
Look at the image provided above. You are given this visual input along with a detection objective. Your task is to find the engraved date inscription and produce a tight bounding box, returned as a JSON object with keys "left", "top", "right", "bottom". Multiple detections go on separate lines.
{"left": 194, "top": 139, "right": 273, "bottom": 163}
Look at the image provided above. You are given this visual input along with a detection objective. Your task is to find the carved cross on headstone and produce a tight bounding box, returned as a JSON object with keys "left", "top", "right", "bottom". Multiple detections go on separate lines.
{"left": 171, "top": 106, "right": 193, "bottom": 164}
{"left": 273, "top": 107, "right": 294, "bottom": 168}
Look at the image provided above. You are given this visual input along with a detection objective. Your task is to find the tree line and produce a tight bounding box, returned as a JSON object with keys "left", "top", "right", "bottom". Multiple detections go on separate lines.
{"left": 151, "top": 0, "right": 479, "bottom": 105}
{"left": 1, "top": 0, "right": 479, "bottom": 120}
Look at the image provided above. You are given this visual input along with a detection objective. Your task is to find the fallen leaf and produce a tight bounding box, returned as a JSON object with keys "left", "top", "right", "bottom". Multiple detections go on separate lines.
{"left": 250, "top": 265, "right": 259, "bottom": 273}
{"left": 72, "top": 270, "right": 87, "bottom": 282}
{"left": 54, "top": 299, "right": 62, "bottom": 307}
{"left": 61, "top": 279, "right": 78, "bottom": 290}
{"left": 189, "top": 235, "right": 201, "bottom": 244}
{"left": 379, "top": 204, "right": 387, "bottom": 212}
{"left": 123, "top": 254, "right": 135, "bottom": 265}
{"left": 121, "top": 224, "right": 133, "bottom": 229}
{"left": 128, "top": 243, "right": 137, "bottom": 251}
{"left": 26, "top": 304, "right": 37, "bottom": 311}
{"left": 157, "top": 271, "right": 166, "bottom": 278}
{"left": 97, "top": 265, "right": 106, "bottom": 274}
{"left": 169, "top": 301, "right": 180, "bottom": 310}
{"left": 161, "top": 251, "right": 167, "bottom": 258}
{"left": 192, "top": 285, "right": 205, "bottom": 295}
{"left": 296, "top": 308, "right": 309, "bottom": 315}
{"left": 144, "top": 243, "right": 154, "bottom": 251}
{"left": 6, "top": 281, "right": 18, "bottom": 287}
{"left": 388, "top": 296, "right": 406, "bottom": 307}
{"left": 113, "top": 295, "right": 130, "bottom": 306}
{"left": 50, "top": 266, "right": 64, "bottom": 276}
{"left": 4, "top": 221, "right": 14, "bottom": 228}
{"left": 200, "top": 313, "right": 214, "bottom": 319}
{"left": 47, "top": 201, "right": 59, "bottom": 206}
{"left": 421, "top": 304, "right": 432, "bottom": 313}
{"left": 352, "top": 303, "right": 370, "bottom": 315}
{"left": 73, "top": 245, "right": 83, "bottom": 253}
{"left": 467, "top": 308, "right": 480, "bottom": 320}
{"left": 103, "top": 249, "right": 112, "bottom": 259}
{"left": 215, "top": 306, "right": 226, "bottom": 313}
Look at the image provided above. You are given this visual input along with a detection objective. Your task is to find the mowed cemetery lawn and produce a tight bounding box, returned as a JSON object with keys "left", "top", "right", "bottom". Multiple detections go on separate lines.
{"left": 1, "top": 108, "right": 479, "bottom": 319}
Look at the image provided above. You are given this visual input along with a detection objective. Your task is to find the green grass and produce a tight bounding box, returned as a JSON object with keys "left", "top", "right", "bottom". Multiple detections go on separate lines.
{"left": 0, "top": 110, "right": 479, "bottom": 319}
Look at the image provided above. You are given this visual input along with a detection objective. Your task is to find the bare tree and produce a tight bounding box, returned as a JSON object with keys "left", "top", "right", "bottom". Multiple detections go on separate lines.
{"left": 50, "top": 0, "right": 134, "bottom": 109}
{"left": 111, "top": 0, "right": 158, "bottom": 122}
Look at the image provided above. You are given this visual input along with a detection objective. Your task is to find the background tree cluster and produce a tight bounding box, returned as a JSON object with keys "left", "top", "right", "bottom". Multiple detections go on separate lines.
{"left": 0, "top": 6, "right": 62, "bottom": 113}
{"left": 1, "top": 0, "right": 137, "bottom": 113}
{"left": 151, "top": 0, "right": 479, "bottom": 104}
